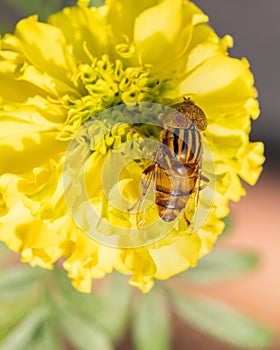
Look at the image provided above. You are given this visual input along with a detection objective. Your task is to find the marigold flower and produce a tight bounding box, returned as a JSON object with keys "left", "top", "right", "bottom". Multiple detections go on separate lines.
{"left": 0, "top": 0, "right": 264, "bottom": 292}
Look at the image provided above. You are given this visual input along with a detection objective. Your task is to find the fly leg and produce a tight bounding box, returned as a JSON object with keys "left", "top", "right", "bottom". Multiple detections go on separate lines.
{"left": 188, "top": 170, "right": 209, "bottom": 232}
{"left": 184, "top": 166, "right": 209, "bottom": 232}
{"left": 187, "top": 172, "right": 201, "bottom": 233}
{"left": 127, "top": 163, "right": 156, "bottom": 212}
{"left": 183, "top": 213, "right": 191, "bottom": 225}
{"left": 142, "top": 163, "right": 156, "bottom": 191}
{"left": 194, "top": 173, "right": 209, "bottom": 192}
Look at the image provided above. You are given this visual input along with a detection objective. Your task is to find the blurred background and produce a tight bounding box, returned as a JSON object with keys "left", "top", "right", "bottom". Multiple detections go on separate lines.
{"left": 0, "top": 0, "right": 279, "bottom": 349}
{"left": 195, "top": 0, "right": 280, "bottom": 172}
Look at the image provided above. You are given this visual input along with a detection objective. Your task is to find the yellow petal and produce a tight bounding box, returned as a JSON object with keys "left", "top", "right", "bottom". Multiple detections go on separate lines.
{"left": 0, "top": 201, "right": 27, "bottom": 251}
{"left": 0, "top": 201, "right": 64, "bottom": 266}
{"left": 0, "top": 49, "right": 47, "bottom": 102}
{"left": 150, "top": 235, "right": 201, "bottom": 279}
{"left": 180, "top": 56, "right": 257, "bottom": 117}
{"left": 15, "top": 16, "right": 76, "bottom": 85}
{"left": 134, "top": 0, "right": 207, "bottom": 76}
{"left": 134, "top": 0, "right": 183, "bottom": 43}
{"left": 63, "top": 232, "right": 125, "bottom": 293}
{"left": 1, "top": 36, "right": 79, "bottom": 99}
{"left": 0, "top": 107, "right": 67, "bottom": 174}
{"left": 107, "top": 0, "right": 158, "bottom": 41}
{"left": 49, "top": 6, "right": 109, "bottom": 63}
{"left": 129, "top": 275, "right": 154, "bottom": 293}
{"left": 239, "top": 142, "right": 265, "bottom": 185}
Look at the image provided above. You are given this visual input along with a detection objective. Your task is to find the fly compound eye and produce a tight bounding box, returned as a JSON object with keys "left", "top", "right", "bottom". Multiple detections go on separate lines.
{"left": 194, "top": 113, "right": 207, "bottom": 131}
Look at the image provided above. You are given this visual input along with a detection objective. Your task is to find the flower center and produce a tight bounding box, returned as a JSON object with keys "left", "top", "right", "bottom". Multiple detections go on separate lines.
{"left": 57, "top": 55, "right": 177, "bottom": 140}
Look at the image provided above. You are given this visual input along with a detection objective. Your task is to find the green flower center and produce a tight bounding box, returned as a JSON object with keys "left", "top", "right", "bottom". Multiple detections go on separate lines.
{"left": 57, "top": 55, "right": 177, "bottom": 140}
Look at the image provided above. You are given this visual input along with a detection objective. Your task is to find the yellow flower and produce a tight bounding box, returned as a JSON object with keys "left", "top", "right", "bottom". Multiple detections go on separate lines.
{"left": 0, "top": 0, "right": 264, "bottom": 293}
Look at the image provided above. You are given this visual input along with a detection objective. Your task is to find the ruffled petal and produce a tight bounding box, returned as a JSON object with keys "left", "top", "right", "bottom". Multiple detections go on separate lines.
{"left": 150, "top": 234, "right": 201, "bottom": 279}
{"left": 14, "top": 16, "right": 77, "bottom": 85}
{"left": 63, "top": 232, "right": 125, "bottom": 292}
{"left": 0, "top": 49, "right": 48, "bottom": 102}
{"left": 0, "top": 174, "right": 65, "bottom": 267}
{"left": 0, "top": 103, "right": 67, "bottom": 174}
{"left": 49, "top": 6, "right": 109, "bottom": 63}
{"left": 239, "top": 142, "right": 265, "bottom": 185}
{"left": 107, "top": 0, "right": 158, "bottom": 41}
{"left": 124, "top": 250, "right": 156, "bottom": 292}
{"left": 180, "top": 56, "right": 257, "bottom": 117}
{"left": 134, "top": 0, "right": 208, "bottom": 76}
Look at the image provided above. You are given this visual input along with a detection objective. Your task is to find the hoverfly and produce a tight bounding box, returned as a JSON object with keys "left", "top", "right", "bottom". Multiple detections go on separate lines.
{"left": 130, "top": 97, "right": 208, "bottom": 228}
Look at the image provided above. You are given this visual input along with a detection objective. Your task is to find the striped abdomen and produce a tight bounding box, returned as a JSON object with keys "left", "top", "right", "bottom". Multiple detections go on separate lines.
{"left": 160, "top": 127, "right": 203, "bottom": 165}
{"left": 155, "top": 126, "right": 202, "bottom": 222}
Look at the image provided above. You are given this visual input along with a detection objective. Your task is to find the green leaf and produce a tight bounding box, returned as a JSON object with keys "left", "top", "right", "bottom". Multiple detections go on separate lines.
{"left": 133, "top": 289, "right": 170, "bottom": 350}
{"left": 181, "top": 249, "right": 259, "bottom": 285}
{"left": 0, "top": 298, "right": 36, "bottom": 339}
{"left": 27, "top": 321, "right": 62, "bottom": 350}
{"left": 168, "top": 290, "right": 274, "bottom": 350}
{"left": 54, "top": 268, "right": 131, "bottom": 342}
{"left": 40, "top": 322, "right": 61, "bottom": 350}
{"left": 95, "top": 273, "right": 131, "bottom": 341}
{"left": 58, "top": 309, "right": 113, "bottom": 350}
{"left": 0, "top": 267, "right": 41, "bottom": 300}
{"left": 53, "top": 268, "right": 106, "bottom": 318}
{"left": 0, "top": 306, "right": 48, "bottom": 350}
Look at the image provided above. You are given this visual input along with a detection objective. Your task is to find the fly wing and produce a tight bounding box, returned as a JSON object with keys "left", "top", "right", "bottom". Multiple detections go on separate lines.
{"left": 127, "top": 161, "right": 158, "bottom": 229}
{"left": 135, "top": 162, "right": 157, "bottom": 228}
{"left": 185, "top": 167, "right": 209, "bottom": 232}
